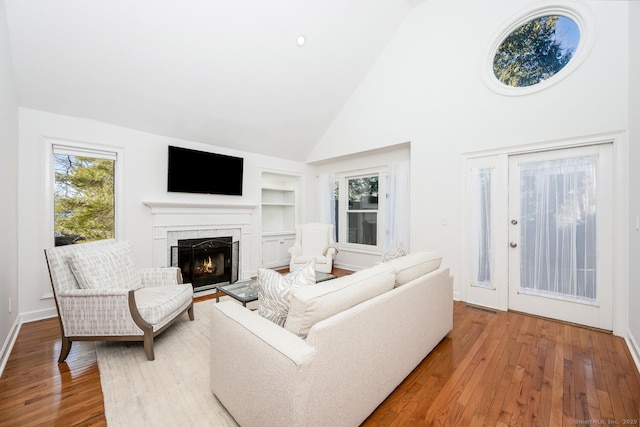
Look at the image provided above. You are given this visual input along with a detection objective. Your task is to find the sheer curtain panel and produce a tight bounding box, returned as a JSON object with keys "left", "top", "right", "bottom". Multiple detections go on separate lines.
{"left": 519, "top": 156, "right": 598, "bottom": 302}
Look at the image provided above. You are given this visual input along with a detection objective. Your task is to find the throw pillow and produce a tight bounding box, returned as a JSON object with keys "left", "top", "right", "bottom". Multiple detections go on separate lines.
{"left": 67, "top": 240, "right": 142, "bottom": 290}
{"left": 257, "top": 260, "right": 316, "bottom": 326}
{"left": 382, "top": 244, "right": 407, "bottom": 262}
{"left": 284, "top": 262, "right": 396, "bottom": 338}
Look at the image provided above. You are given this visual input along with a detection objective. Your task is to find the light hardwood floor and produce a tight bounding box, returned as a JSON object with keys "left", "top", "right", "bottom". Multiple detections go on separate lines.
{"left": 1, "top": 274, "right": 639, "bottom": 426}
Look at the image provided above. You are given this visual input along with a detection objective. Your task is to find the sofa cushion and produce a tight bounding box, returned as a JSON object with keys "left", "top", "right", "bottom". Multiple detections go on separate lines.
{"left": 67, "top": 240, "right": 141, "bottom": 290}
{"left": 257, "top": 260, "right": 316, "bottom": 326}
{"left": 385, "top": 250, "right": 442, "bottom": 287}
{"left": 134, "top": 284, "right": 193, "bottom": 326}
{"left": 284, "top": 263, "right": 395, "bottom": 338}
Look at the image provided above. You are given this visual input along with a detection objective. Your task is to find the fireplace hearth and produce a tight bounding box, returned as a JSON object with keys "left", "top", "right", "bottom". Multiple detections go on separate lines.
{"left": 171, "top": 237, "right": 239, "bottom": 292}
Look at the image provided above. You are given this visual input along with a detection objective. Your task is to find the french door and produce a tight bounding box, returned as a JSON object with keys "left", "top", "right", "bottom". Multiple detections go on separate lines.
{"left": 507, "top": 145, "right": 613, "bottom": 330}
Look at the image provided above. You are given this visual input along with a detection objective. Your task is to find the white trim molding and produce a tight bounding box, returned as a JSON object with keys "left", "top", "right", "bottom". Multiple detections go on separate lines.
{"left": 626, "top": 330, "right": 640, "bottom": 374}
{"left": 0, "top": 317, "right": 21, "bottom": 378}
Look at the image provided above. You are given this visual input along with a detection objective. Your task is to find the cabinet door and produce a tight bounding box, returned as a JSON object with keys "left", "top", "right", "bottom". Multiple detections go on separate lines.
{"left": 279, "top": 237, "right": 295, "bottom": 263}
{"left": 262, "top": 238, "right": 281, "bottom": 267}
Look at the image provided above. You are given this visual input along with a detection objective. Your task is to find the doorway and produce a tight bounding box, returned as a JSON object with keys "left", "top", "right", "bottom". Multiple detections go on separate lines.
{"left": 465, "top": 143, "right": 613, "bottom": 330}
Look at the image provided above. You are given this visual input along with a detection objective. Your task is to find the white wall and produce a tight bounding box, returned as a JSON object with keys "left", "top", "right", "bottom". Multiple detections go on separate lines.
{"left": 17, "top": 108, "right": 314, "bottom": 320}
{"left": 0, "top": 0, "right": 19, "bottom": 370}
{"left": 627, "top": 1, "right": 640, "bottom": 367}
{"left": 310, "top": 0, "right": 629, "bottom": 327}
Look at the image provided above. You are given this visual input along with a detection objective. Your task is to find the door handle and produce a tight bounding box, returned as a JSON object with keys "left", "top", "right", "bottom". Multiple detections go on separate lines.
{"left": 510, "top": 242, "right": 518, "bottom": 248}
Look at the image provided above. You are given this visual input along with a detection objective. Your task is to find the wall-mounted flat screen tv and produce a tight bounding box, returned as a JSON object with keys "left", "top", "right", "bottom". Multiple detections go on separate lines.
{"left": 167, "top": 145, "right": 244, "bottom": 196}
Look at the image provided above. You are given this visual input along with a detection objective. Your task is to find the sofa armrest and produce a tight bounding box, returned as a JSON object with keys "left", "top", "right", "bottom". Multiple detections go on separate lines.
{"left": 211, "top": 301, "right": 314, "bottom": 364}
{"left": 56, "top": 288, "right": 143, "bottom": 336}
{"left": 288, "top": 244, "right": 302, "bottom": 256}
{"left": 139, "top": 267, "right": 183, "bottom": 286}
{"left": 210, "top": 301, "right": 315, "bottom": 426}
{"left": 288, "top": 244, "right": 302, "bottom": 257}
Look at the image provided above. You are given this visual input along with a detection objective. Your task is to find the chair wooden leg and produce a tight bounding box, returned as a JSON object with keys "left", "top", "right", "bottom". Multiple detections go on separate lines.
{"left": 58, "top": 336, "right": 72, "bottom": 363}
{"left": 188, "top": 304, "right": 194, "bottom": 321}
{"left": 143, "top": 334, "right": 154, "bottom": 361}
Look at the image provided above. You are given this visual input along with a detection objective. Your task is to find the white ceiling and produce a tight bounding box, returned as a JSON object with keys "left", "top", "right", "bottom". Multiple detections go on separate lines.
{"left": 4, "top": 0, "right": 421, "bottom": 161}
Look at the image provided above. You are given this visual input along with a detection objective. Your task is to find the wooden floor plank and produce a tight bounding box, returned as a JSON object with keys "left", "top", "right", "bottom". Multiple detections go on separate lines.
{"left": 1, "top": 289, "right": 639, "bottom": 426}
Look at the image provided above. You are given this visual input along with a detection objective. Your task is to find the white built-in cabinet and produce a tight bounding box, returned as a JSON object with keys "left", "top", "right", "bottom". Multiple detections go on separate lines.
{"left": 261, "top": 173, "right": 299, "bottom": 268}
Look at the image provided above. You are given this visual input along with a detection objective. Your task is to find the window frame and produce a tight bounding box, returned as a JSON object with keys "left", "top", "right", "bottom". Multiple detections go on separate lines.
{"left": 43, "top": 138, "right": 124, "bottom": 296}
{"left": 481, "top": 2, "right": 596, "bottom": 96}
{"left": 335, "top": 168, "right": 386, "bottom": 253}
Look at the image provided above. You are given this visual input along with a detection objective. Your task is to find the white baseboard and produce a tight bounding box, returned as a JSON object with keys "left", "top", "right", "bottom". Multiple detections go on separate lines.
{"left": 333, "top": 262, "right": 363, "bottom": 272}
{"left": 625, "top": 329, "right": 640, "bottom": 375}
{"left": 20, "top": 307, "right": 58, "bottom": 323}
{"left": 0, "top": 316, "right": 21, "bottom": 378}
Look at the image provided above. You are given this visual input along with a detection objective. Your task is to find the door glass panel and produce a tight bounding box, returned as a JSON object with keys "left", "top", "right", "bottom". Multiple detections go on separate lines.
{"left": 519, "top": 156, "right": 597, "bottom": 302}
{"left": 469, "top": 168, "right": 492, "bottom": 287}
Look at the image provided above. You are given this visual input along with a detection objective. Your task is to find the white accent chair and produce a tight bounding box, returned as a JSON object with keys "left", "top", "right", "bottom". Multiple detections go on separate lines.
{"left": 288, "top": 223, "right": 337, "bottom": 273}
{"left": 44, "top": 239, "right": 194, "bottom": 362}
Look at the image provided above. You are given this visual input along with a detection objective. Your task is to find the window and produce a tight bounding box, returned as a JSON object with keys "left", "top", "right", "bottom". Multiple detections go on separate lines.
{"left": 493, "top": 15, "right": 579, "bottom": 88}
{"left": 482, "top": 4, "right": 595, "bottom": 96}
{"left": 53, "top": 146, "right": 117, "bottom": 246}
{"left": 330, "top": 163, "right": 405, "bottom": 252}
{"left": 344, "top": 174, "right": 379, "bottom": 247}
{"left": 347, "top": 175, "right": 378, "bottom": 246}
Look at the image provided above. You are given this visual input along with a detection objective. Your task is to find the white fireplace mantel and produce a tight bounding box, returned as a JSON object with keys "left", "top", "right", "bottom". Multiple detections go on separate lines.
{"left": 143, "top": 200, "right": 257, "bottom": 213}
{"left": 143, "top": 200, "right": 258, "bottom": 280}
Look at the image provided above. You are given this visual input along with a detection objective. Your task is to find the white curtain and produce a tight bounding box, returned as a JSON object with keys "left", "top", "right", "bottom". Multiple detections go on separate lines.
{"left": 385, "top": 160, "right": 410, "bottom": 252}
{"left": 316, "top": 173, "right": 335, "bottom": 227}
{"left": 468, "top": 167, "right": 492, "bottom": 287}
{"left": 519, "top": 156, "right": 598, "bottom": 302}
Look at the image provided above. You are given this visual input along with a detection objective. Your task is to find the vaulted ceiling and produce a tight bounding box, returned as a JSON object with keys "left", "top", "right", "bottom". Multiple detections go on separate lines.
{"left": 4, "top": 0, "right": 422, "bottom": 161}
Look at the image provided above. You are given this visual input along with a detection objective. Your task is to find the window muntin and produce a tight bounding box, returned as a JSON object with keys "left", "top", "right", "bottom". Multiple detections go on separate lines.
{"left": 53, "top": 146, "right": 116, "bottom": 246}
{"left": 493, "top": 15, "right": 580, "bottom": 88}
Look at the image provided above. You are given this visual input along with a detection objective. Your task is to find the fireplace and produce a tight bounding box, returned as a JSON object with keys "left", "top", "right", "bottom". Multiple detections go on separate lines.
{"left": 171, "top": 237, "right": 239, "bottom": 292}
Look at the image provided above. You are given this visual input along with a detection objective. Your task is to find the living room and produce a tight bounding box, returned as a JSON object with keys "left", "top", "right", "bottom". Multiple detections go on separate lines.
{"left": 1, "top": 0, "right": 639, "bottom": 424}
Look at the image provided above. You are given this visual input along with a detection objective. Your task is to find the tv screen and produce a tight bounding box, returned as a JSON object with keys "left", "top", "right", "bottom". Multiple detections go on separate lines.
{"left": 167, "top": 146, "right": 244, "bottom": 196}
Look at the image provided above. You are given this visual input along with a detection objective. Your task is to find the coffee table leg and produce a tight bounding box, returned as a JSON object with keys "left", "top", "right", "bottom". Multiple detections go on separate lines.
{"left": 216, "top": 287, "right": 220, "bottom": 303}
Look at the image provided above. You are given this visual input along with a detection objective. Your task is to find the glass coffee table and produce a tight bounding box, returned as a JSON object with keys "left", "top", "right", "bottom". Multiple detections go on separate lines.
{"left": 215, "top": 271, "right": 337, "bottom": 307}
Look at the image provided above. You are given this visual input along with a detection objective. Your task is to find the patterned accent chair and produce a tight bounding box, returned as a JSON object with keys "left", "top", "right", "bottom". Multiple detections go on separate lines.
{"left": 44, "top": 239, "right": 194, "bottom": 362}
{"left": 288, "top": 223, "right": 337, "bottom": 273}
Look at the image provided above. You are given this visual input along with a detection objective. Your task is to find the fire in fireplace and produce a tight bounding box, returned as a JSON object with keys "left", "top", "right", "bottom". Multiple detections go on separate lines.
{"left": 171, "top": 237, "right": 239, "bottom": 291}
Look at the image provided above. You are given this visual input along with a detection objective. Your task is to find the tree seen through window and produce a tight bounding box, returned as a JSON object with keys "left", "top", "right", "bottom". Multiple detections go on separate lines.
{"left": 54, "top": 152, "right": 115, "bottom": 246}
{"left": 493, "top": 15, "right": 580, "bottom": 88}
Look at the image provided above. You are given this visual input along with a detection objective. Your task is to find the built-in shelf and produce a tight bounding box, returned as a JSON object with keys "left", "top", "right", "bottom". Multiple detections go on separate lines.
{"left": 261, "top": 172, "right": 299, "bottom": 267}
{"left": 261, "top": 187, "right": 296, "bottom": 236}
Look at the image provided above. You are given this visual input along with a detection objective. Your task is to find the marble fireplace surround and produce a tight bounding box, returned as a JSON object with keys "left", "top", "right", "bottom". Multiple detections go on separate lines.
{"left": 143, "top": 201, "right": 257, "bottom": 284}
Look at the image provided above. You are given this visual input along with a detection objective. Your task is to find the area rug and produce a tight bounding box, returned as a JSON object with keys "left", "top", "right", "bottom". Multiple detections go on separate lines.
{"left": 95, "top": 299, "right": 239, "bottom": 426}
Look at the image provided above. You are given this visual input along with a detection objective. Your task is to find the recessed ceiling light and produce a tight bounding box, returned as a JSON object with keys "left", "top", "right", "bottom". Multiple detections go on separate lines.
{"left": 296, "top": 35, "right": 306, "bottom": 47}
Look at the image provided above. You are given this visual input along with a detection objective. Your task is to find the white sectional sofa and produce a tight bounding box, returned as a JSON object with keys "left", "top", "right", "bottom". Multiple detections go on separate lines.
{"left": 209, "top": 251, "right": 453, "bottom": 427}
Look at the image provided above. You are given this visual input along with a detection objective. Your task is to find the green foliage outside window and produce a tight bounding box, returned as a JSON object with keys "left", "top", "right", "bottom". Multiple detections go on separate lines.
{"left": 493, "top": 15, "right": 578, "bottom": 88}
{"left": 54, "top": 154, "right": 115, "bottom": 246}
